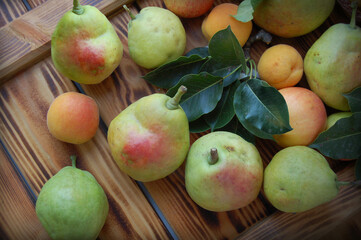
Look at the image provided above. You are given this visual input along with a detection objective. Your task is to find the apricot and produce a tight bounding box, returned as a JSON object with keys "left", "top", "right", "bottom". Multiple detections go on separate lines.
{"left": 201, "top": 3, "right": 252, "bottom": 46}
{"left": 47, "top": 92, "right": 99, "bottom": 144}
{"left": 258, "top": 44, "right": 304, "bottom": 89}
{"left": 273, "top": 87, "right": 327, "bottom": 147}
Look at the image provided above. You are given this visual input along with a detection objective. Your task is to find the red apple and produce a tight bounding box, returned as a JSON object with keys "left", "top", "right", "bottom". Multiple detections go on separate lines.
{"left": 163, "top": 0, "right": 214, "bottom": 18}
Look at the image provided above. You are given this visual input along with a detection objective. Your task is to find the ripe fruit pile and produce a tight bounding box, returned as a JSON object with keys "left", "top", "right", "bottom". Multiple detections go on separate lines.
{"left": 37, "top": 0, "right": 361, "bottom": 238}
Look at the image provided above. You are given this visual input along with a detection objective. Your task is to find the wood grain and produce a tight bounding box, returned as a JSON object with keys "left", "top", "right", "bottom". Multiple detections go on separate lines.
{"left": 0, "top": 0, "right": 134, "bottom": 85}
{"left": 0, "top": 57, "right": 170, "bottom": 239}
{"left": 0, "top": 0, "right": 360, "bottom": 239}
{"left": 0, "top": 146, "right": 50, "bottom": 239}
{"left": 0, "top": 0, "right": 27, "bottom": 27}
{"left": 80, "top": 1, "right": 273, "bottom": 239}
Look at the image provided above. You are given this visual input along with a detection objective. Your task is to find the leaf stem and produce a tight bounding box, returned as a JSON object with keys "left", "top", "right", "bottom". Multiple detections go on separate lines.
{"left": 249, "top": 61, "right": 253, "bottom": 80}
{"left": 250, "top": 59, "right": 258, "bottom": 79}
{"left": 72, "top": 0, "right": 84, "bottom": 15}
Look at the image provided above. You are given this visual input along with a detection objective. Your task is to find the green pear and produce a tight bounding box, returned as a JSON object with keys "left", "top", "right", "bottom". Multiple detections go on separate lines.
{"left": 107, "top": 86, "right": 190, "bottom": 182}
{"left": 304, "top": 1, "right": 361, "bottom": 111}
{"left": 185, "top": 131, "right": 263, "bottom": 212}
{"left": 253, "top": 0, "right": 335, "bottom": 38}
{"left": 36, "top": 156, "right": 109, "bottom": 240}
{"left": 51, "top": 0, "right": 123, "bottom": 84}
{"left": 124, "top": 5, "right": 186, "bottom": 69}
{"left": 264, "top": 146, "right": 345, "bottom": 213}
{"left": 326, "top": 111, "right": 353, "bottom": 130}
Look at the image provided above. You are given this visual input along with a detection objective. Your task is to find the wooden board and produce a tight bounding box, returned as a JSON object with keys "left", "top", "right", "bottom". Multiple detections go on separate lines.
{"left": 1, "top": 0, "right": 360, "bottom": 239}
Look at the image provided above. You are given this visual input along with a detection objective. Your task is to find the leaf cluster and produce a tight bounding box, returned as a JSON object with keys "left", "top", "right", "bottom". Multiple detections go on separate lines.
{"left": 143, "top": 27, "right": 291, "bottom": 144}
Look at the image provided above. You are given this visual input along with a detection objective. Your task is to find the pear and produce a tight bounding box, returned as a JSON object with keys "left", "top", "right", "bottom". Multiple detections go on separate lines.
{"left": 264, "top": 146, "right": 350, "bottom": 213}
{"left": 51, "top": 0, "right": 123, "bottom": 84}
{"left": 107, "top": 86, "right": 190, "bottom": 182}
{"left": 253, "top": 0, "right": 335, "bottom": 38}
{"left": 36, "top": 156, "right": 109, "bottom": 240}
{"left": 304, "top": 1, "right": 361, "bottom": 111}
{"left": 185, "top": 131, "right": 264, "bottom": 212}
{"left": 124, "top": 5, "right": 186, "bottom": 69}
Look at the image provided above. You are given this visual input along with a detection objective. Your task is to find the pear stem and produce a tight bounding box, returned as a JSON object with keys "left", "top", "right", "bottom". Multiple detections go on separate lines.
{"left": 70, "top": 155, "right": 77, "bottom": 168}
{"left": 350, "top": 0, "right": 357, "bottom": 29}
{"left": 166, "top": 86, "right": 187, "bottom": 110}
{"left": 123, "top": 5, "right": 135, "bottom": 20}
{"left": 208, "top": 148, "right": 219, "bottom": 165}
{"left": 336, "top": 180, "right": 361, "bottom": 188}
{"left": 72, "top": 0, "right": 84, "bottom": 15}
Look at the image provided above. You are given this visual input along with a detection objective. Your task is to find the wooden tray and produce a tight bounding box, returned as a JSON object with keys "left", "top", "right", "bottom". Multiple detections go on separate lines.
{"left": 1, "top": 0, "right": 360, "bottom": 239}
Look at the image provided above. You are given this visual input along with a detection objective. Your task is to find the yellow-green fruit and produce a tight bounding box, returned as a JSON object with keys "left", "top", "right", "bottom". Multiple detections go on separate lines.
{"left": 126, "top": 7, "right": 186, "bottom": 69}
{"left": 264, "top": 146, "right": 339, "bottom": 213}
{"left": 51, "top": 1, "right": 123, "bottom": 84}
{"left": 253, "top": 0, "right": 335, "bottom": 38}
{"left": 36, "top": 157, "right": 109, "bottom": 240}
{"left": 185, "top": 131, "right": 263, "bottom": 212}
{"left": 304, "top": 22, "right": 361, "bottom": 111}
{"left": 326, "top": 112, "right": 353, "bottom": 130}
{"left": 107, "top": 86, "right": 190, "bottom": 182}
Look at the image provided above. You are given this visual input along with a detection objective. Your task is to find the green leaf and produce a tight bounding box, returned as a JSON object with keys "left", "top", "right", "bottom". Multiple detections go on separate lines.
{"left": 232, "top": 0, "right": 263, "bottom": 22}
{"left": 309, "top": 112, "right": 361, "bottom": 160}
{"left": 208, "top": 26, "right": 246, "bottom": 71}
{"left": 186, "top": 47, "right": 209, "bottom": 58}
{"left": 189, "top": 117, "right": 211, "bottom": 133}
{"left": 344, "top": 87, "right": 361, "bottom": 113}
{"left": 167, "top": 72, "right": 223, "bottom": 122}
{"left": 217, "top": 117, "right": 255, "bottom": 144}
{"left": 200, "top": 57, "right": 243, "bottom": 87}
{"left": 143, "top": 55, "right": 208, "bottom": 89}
{"left": 234, "top": 79, "right": 292, "bottom": 140}
{"left": 356, "top": 157, "right": 361, "bottom": 180}
{"left": 204, "top": 81, "right": 240, "bottom": 131}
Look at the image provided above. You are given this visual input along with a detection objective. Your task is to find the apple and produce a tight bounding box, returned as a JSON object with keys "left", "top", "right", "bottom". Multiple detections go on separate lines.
{"left": 47, "top": 92, "right": 99, "bottom": 144}
{"left": 163, "top": 0, "right": 214, "bottom": 18}
{"left": 185, "top": 131, "right": 263, "bottom": 212}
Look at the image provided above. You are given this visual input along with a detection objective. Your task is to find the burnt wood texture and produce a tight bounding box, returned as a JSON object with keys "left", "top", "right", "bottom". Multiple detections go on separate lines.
{"left": 0, "top": 0, "right": 360, "bottom": 239}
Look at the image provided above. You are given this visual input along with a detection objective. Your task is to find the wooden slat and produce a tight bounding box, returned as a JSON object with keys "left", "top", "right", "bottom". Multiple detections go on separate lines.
{"left": 0, "top": 0, "right": 27, "bottom": 27}
{"left": 0, "top": 146, "right": 50, "bottom": 239}
{"left": 1, "top": 0, "right": 359, "bottom": 239}
{"left": 237, "top": 165, "right": 361, "bottom": 240}
{"left": 80, "top": 1, "right": 274, "bottom": 239}
{"left": 0, "top": 58, "right": 170, "bottom": 239}
{"left": 27, "top": 0, "right": 48, "bottom": 9}
{"left": 0, "top": 0, "right": 134, "bottom": 84}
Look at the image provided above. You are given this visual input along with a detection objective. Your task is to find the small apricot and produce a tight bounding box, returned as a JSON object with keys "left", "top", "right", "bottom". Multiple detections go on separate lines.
{"left": 201, "top": 3, "right": 252, "bottom": 46}
{"left": 258, "top": 44, "right": 304, "bottom": 89}
{"left": 47, "top": 92, "right": 99, "bottom": 144}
